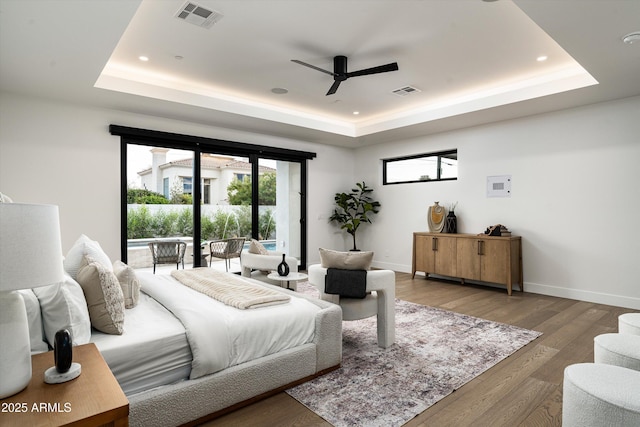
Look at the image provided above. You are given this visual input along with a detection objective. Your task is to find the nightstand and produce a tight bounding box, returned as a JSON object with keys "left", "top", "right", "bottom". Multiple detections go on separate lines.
{"left": 0, "top": 343, "right": 129, "bottom": 426}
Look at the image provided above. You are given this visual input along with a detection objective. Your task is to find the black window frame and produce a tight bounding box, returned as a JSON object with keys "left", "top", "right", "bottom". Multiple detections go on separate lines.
{"left": 110, "top": 125, "right": 316, "bottom": 269}
{"left": 382, "top": 149, "right": 458, "bottom": 185}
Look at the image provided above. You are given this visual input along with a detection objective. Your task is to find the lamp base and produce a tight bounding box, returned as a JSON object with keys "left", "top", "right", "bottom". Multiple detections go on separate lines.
{"left": 0, "top": 290, "right": 31, "bottom": 399}
{"left": 44, "top": 363, "right": 81, "bottom": 384}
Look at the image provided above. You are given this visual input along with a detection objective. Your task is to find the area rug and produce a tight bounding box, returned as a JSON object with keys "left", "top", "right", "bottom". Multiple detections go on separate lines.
{"left": 286, "top": 283, "right": 542, "bottom": 427}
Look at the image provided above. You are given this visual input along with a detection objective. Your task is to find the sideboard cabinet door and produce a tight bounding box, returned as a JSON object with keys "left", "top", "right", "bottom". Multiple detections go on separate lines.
{"left": 456, "top": 238, "right": 481, "bottom": 281}
{"left": 434, "top": 236, "right": 457, "bottom": 277}
{"left": 480, "top": 239, "right": 510, "bottom": 285}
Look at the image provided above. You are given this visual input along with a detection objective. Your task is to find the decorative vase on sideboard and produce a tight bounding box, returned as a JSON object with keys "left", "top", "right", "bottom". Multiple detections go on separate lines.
{"left": 445, "top": 211, "right": 457, "bottom": 233}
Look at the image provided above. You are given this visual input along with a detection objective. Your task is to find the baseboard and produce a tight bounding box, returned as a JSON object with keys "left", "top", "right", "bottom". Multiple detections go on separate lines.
{"left": 524, "top": 282, "right": 640, "bottom": 311}
{"left": 371, "top": 260, "right": 411, "bottom": 272}
{"left": 380, "top": 262, "right": 640, "bottom": 310}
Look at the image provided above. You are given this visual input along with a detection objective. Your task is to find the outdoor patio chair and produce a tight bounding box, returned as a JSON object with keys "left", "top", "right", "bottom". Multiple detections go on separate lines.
{"left": 209, "top": 238, "right": 245, "bottom": 272}
{"left": 148, "top": 240, "right": 187, "bottom": 274}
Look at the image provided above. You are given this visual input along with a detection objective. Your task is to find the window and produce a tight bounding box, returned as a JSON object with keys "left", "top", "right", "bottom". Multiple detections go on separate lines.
{"left": 182, "top": 177, "right": 192, "bottom": 194}
{"left": 383, "top": 150, "right": 457, "bottom": 185}
{"left": 163, "top": 177, "right": 169, "bottom": 198}
{"left": 111, "top": 125, "right": 316, "bottom": 270}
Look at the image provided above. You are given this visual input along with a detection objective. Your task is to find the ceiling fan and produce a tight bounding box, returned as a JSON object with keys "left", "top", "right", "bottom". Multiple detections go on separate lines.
{"left": 291, "top": 55, "right": 399, "bottom": 96}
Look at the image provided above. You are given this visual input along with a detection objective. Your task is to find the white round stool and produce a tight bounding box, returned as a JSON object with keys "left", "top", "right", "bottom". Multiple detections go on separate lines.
{"left": 594, "top": 333, "right": 640, "bottom": 371}
{"left": 563, "top": 363, "right": 640, "bottom": 427}
{"left": 619, "top": 313, "right": 640, "bottom": 335}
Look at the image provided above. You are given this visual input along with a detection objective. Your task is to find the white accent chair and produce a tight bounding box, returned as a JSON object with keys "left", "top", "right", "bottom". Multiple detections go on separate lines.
{"left": 562, "top": 363, "right": 640, "bottom": 426}
{"left": 563, "top": 313, "right": 640, "bottom": 426}
{"left": 619, "top": 313, "right": 640, "bottom": 335}
{"left": 240, "top": 251, "right": 299, "bottom": 288}
{"left": 308, "top": 264, "right": 395, "bottom": 348}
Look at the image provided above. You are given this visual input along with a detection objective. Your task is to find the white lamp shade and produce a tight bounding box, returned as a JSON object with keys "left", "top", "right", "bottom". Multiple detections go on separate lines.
{"left": 0, "top": 203, "right": 65, "bottom": 290}
{"left": 0, "top": 203, "right": 65, "bottom": 398}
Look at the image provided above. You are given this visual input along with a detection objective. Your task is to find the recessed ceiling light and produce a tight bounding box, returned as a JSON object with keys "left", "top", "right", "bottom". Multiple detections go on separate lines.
{"left": 536, "top": 55, "right": 548, "bottom": 62}
{"left": 622, "top": 32, "right": 640, "bottom": 45}
{"left": 271, "top": 87, "right": 288, "bottom": 95}
{"left": 139, "top": 56, "right": 149, "bottom": 62}
{"left": 174, "top": 55, "right": 184, "bottom": 60}
{"left": 353, "top": 111, "right": 360, "bottom": 115}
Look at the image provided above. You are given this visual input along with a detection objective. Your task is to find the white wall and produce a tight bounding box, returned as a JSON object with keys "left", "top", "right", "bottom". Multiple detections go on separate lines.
{"left": 2, "top": 91, "right": 638, "bottom": 309}
{"left": 354, "top": 95, "right": 640, "bottom": 309}
{"left": 0, "top": 92, "right": 354, "bottom": 264}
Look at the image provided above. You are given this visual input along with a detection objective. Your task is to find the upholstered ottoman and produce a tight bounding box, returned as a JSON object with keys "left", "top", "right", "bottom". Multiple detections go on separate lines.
{"left": 619, "top": 313, "right": 640, "bottom": 336}
{"left": 594, "top": 333, "right": 640, "bottom": 371}
{"left": 563, "top": 363, "right": 640, "bottom": 427}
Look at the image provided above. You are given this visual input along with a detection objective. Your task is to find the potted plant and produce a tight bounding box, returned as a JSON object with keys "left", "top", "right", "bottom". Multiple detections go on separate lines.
{"left": 329, "top": 181, "right": 381, "bottom": 251}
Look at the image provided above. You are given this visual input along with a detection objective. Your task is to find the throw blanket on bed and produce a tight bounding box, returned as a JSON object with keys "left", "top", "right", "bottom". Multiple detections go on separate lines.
{"left": 138, "top": 272, "right": 319, "bottom": 379}
{"left": 171, "top": 268, "right": 291, "bottom": 309}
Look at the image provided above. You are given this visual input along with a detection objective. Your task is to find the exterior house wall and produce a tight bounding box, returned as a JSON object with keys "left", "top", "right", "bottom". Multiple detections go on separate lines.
{"left": 139, "top": 157, "right": 250, "bottom": 205}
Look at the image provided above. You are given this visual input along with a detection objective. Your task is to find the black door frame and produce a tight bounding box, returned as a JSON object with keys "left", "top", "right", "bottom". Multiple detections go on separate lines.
{"left": 111, "top": 125, "right": 315, "bottom": 270}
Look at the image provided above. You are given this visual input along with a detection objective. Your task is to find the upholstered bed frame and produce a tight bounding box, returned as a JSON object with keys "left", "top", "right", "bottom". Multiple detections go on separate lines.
{"left": 22, "top": 234, "right": 342, "bottom": 426}
{"left": 127, "top": 289, "right": 342, "bottom": 426}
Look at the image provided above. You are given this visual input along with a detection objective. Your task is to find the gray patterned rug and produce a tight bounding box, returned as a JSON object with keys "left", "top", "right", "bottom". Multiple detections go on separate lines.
{"left": 286, "top": 283, "right": 542, "bottom": 427}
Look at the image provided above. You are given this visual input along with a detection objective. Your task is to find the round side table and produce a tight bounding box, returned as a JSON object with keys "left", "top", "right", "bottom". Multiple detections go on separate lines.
{"left": 266, "top": 271, "right": 308, "bottom": 291}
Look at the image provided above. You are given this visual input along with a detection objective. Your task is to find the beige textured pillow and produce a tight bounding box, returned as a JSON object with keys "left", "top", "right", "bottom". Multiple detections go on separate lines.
{"left": 76, "top": 256, "right": 124, "bottom": 335}
{"left": 249, "top": 239, "right": 269, "bottom": 254}
{"left": 319, "top": 248, "right": 374, "bottom": 270}
{"left": 113, "top": 260, "right": 140, "bottom": 309}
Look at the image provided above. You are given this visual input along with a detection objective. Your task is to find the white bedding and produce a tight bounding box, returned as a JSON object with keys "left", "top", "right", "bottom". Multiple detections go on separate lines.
{"left": 137, "top": 271, "right": 321, "bottom": 379}
{"left": 91, "top": 292, "right": 192, "bottom": 396}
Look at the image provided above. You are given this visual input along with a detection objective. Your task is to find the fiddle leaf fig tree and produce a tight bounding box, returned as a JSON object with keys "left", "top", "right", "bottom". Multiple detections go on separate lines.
{"left": 329, "top": 181, "right": 381, "bottom": 251}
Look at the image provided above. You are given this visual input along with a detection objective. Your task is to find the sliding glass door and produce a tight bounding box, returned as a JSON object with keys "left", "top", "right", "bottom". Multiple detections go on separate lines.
{"left": 116, "top": 125, "right": 314, "bottom": 272}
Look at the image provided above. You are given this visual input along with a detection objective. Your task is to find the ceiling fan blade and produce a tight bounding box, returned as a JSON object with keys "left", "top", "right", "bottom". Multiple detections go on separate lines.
{"left": 291, "top": 59, "right": 336, "bottom": 77}
{"left": 347, "top": 62, "right": 399, "bottom": 78}
{"left": 326, "top": 80, "right": 341, "bottom": 96}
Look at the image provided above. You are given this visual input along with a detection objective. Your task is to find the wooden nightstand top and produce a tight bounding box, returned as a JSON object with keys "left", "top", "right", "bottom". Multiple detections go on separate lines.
{"left": 0, "top": 343, "right": 129, "bottom": 427}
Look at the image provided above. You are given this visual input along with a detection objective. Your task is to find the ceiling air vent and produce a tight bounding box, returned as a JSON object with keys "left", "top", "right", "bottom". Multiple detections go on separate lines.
{"left": 392, "top": 86, "right": 421, "bottom": 97}
{"left": 175, "top": 1, "right": 223, "bottom": 29}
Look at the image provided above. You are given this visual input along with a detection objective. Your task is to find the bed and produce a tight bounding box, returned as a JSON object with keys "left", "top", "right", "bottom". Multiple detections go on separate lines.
{"left": 25, "top": 235, "right": 342, "bottom": 427}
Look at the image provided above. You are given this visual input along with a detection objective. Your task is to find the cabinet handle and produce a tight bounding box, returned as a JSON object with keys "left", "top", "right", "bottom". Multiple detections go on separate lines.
{"left": 477, "top": 240, "right": 483, "bottom": 255}
{"left": 432, "top": 238, "right": 438, "bottom": 251}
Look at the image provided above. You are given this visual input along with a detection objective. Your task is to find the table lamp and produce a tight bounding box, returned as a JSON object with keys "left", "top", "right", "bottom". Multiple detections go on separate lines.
{"left": 0, "top": 203, "right": 65, "bottom": 399}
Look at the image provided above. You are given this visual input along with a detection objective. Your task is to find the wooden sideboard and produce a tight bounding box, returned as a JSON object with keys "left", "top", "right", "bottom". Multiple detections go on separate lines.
{"left": 412, "top": 232, "right": 523, "bottom": 295}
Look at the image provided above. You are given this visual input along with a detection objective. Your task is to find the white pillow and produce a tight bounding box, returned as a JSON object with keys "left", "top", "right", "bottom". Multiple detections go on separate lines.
{"left": 32, "top": 273, "right": 92, "bottom": 347}
{"left": 113, "top": 260, "right": 140, "bottom": 309}
{"left": 18, "top": 290, "right": 49, "bottom": 353}
{"left": 64, "top": 234, "right": 112, "bottom": 280}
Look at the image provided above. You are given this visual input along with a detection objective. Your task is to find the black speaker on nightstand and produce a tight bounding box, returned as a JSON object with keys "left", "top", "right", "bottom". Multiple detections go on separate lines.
{"left": 44, "top": 329, "right": 81, "bottom": 384}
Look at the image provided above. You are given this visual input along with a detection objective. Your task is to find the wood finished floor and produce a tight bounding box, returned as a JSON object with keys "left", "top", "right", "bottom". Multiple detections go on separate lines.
{"left": 200, "top": 272, "right": 637, "bottom": 427}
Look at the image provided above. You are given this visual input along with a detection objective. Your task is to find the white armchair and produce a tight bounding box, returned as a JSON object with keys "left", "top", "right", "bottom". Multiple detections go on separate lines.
{"left": 240, "top": 251, "right": 298, "bottom": 287}
{"left": 562, "top": 313, "right": 640, "bottom": 426}
{"left": 308, "top": 264, "right": 395, "bottom": 348}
